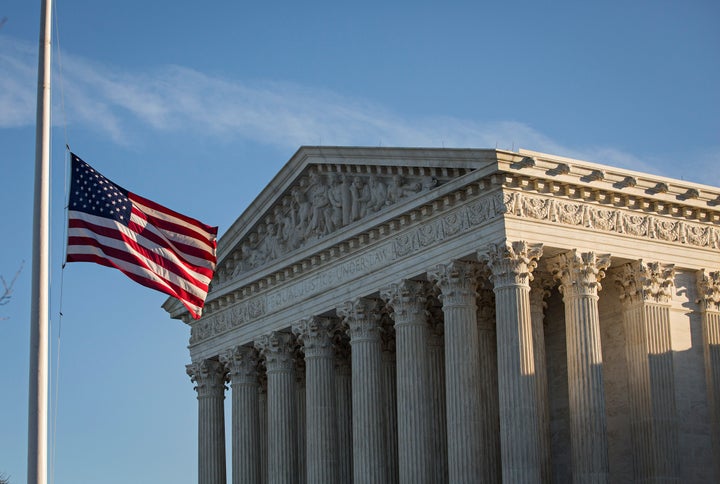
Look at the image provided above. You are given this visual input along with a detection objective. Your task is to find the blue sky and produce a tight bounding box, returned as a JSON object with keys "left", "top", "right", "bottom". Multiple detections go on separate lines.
{"left": 1, "top": 1, "right": 718, "bottom": 483}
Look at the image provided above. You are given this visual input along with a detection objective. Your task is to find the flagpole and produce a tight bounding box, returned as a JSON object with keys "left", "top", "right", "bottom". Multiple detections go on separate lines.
{"left": 28, "top": 0, "right": 52, "bottom": 482}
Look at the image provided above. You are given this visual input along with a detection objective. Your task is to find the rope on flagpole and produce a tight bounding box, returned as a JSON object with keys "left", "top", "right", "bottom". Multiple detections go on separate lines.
{"left": 50, "top": 0, "right": 71, "bottom": 479}
{"left": 49, "top": 147, "right": 72, "bottom": 484}
{"left": 53, "top": 0, "right": 69, "bottom": 153}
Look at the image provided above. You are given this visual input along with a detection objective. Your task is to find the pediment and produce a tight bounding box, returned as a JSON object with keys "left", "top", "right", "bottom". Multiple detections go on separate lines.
{"left": 205, "top": 146, "right": 496, "bottom": 303}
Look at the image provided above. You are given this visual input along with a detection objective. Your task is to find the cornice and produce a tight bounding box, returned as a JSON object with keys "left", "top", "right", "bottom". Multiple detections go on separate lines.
{"left": 505, "top": 149, "right": 720, "bottom": 210}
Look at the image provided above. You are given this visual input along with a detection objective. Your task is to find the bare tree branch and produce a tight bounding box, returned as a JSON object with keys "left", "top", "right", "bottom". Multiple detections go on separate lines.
{"left": 1, "top": 261, "right": 24, "bottom": 319}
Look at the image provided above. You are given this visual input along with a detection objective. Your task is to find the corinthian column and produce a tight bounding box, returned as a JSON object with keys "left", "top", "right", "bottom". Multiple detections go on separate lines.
{"left": 333, "top": 334, "right": 353, "bottom": 484}
{"left": 479, "top": 241, "right": 543, "bottom": 483}
{"left": 295, "top": 353, "right": 306, "bottom": 484}
{"left": 697, "top": 269, "right": 720, "bottom": 481}
{"left": 427, "top": 297, "right": 448, "bottom": 484}
{"left": 258, "top": 369, "right": 268, "bottom": 484}
{"left": 617, "top": 261, "right": 679, "bottom": 482}
{"left": 339, "top": 297, "right": 387, "bottom": 484}
{"left": 381, "top": 315, "right": 399, "bottom": 484}
{"left": 293, "top": 317, "right": 339, "bottom": 484}
{"left": 255, "top": 332, "right": 298, "bottom": 484}
{"left": 428, "top": 260, "right": 482, "bottom": 483}
{"left": 530, "top": 272, "right": 553, "bottom": 484}
{"left": 381, "top": 280, "right": 433, "bottom": 484}
{"left": 220, "top": 346, "right": 260, "bottom": 484}
{"left": 548, "top": 249, "right": 612, "bottom": 484}
{"left": 476, "top": 281, "right": 501, "bottom": 484}
{"left": 187, "top": 359, "right": 228, "bottom": 484}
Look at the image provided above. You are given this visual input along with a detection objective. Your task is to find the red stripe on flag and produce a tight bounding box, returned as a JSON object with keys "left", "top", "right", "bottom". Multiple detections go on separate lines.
{"left": 66, "top": 233, "right": 206, "bottom": 308}
{"left": 129, "top": 207, "right": 217, "bottom": 268}
{"left": 66, "top": 232, "right": 206, "bottom": 307}
{"left": 66, "top": 251, "right": 204, "bottom": 316}
{"left": 67, "top": 217, "right": 210, "bottom": 292}
{"left": 128, "top": 191, "right": 218, "bottom": 235}
{"left": 127, "top": 209, "right": 215, "bottom": 278}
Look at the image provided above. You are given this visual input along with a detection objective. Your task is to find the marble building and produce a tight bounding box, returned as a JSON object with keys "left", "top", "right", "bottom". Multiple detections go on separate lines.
{"left": 163, "top": 147, "right": 720, "bottom": 484}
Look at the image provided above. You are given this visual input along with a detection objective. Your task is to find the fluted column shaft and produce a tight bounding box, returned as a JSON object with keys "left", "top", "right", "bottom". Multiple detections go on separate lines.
{"left": 480, "top": 241, "right": 543, "bottom": 483}
{"left": 381, "top": 322, "right": 399, "bottom": 484}
{"left": 476, "top": 285, "right": 501, "bottom": 483}
{"left": 381, "top": 280, "right": 433, "bottom": 484}
{"left": 549, "top": 250, "right": 611, "bottom": 484}
{"left": 617, "top": 261, "right": 679, "bottom": 482}
{"left": 427, "top": 315, "right": 448, "bottom": 484}
{"left": 340, "top": 298, "right": 387, "bottom": 484}
{"left": 187, "top": 359, "right": 228, "bottom": 484}
{"left": 530, "top": 275, "right": 552, "bottom": 484}
{"left": 256, "top": 332, "right": 298, "bottom": 484}
{"left": 698, "top": 270, "right": 720, "bottom": 482}
{"left": 429, "top": 260, "right": 483, "bottom": 483}
{"left": 258, "top": 374, "right": 268, "bottom": 484}
{"left": 293, "top": 318, "right": 339, "bottom": 484}
{"left": 295, "top": 357, "right": 306, "bottom": 484}
{"left": 334, "top": 340, "right": 353, "bottom": 484}
{"left": 220, "top": 347, "right": 260, "bottom": 484}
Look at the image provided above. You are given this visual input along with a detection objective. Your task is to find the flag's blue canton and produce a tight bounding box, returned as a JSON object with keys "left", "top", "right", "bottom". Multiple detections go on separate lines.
{"left": 69, "top": 155, "right": 132, "bottom": 226}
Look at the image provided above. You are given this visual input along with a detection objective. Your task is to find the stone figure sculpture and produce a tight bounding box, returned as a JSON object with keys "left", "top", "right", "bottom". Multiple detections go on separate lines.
{"left": 219, "top": 166, "right": 438, "bottom": 282}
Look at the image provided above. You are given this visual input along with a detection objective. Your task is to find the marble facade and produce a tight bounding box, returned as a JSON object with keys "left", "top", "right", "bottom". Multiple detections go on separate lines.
{"left": 165, "top": 147, "right": 720, "bottom": 483}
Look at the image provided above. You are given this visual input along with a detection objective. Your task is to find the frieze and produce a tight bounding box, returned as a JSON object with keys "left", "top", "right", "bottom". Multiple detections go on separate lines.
{"left": 266, "top": 244, "right": 395, "bottom": 312}
{"left": 394, "top": 191, "right": 505, "bottom": 257}
{"left": 190, "top": 296, "right": 266, "bottom": 345}
{"left": 506, "top": 192, "right": 720, "bottom": 250}
{"left": 191, "top": 244, "right": 395, "bottom": 345}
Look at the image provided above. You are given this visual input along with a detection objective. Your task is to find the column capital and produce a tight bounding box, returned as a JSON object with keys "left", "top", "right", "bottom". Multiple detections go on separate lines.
{"left": 428, "top": 259, "right": 480, "bottom": 307}
{"left": 254, "top": 331, "right": 296, "bottom": 373}
{"left": 616, "top": 260, "right": 676, "bottom": 306}
{"left": 338, "top": 297, "right": 382, "bottom": 342}
{"left": 380, "top": 279, "right": 429, "bottom": 326}
{"left": 478, "top": 240, "right": 544, "bottom": 288}
{"left": 547, "top": 249, "right": 612, "bottom": 298}
{"left": 293, "top": 316, "right": 337, "bottom": 358}
{"left": 186, "top": 358, "right": 228, "bottom": 397}
{"left": 697, "top": 269, "right": 720, "bottom": 312}
{"left": 529, "top": 271, "right": 554, "bottom": 304}
{"left": 219, "top": 345, "right": 259, "bottom": 384}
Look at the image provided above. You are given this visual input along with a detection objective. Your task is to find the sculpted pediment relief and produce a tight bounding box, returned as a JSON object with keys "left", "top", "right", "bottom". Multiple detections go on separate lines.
{"left": 212, "top": 158, "right": 474, "bottom": 288}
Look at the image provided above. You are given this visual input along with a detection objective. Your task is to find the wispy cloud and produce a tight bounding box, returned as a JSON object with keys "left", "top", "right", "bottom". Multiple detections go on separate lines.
{"left": 1, "top": 34, "right": 717, "bottom": 185}
{"left": 0, "top": 37, "right": 37, "bottom": 128}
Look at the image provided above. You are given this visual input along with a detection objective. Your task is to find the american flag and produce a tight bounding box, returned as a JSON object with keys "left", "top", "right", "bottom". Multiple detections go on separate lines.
{"left": 66, "top": 153, "right": 218, "bottom": 319}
